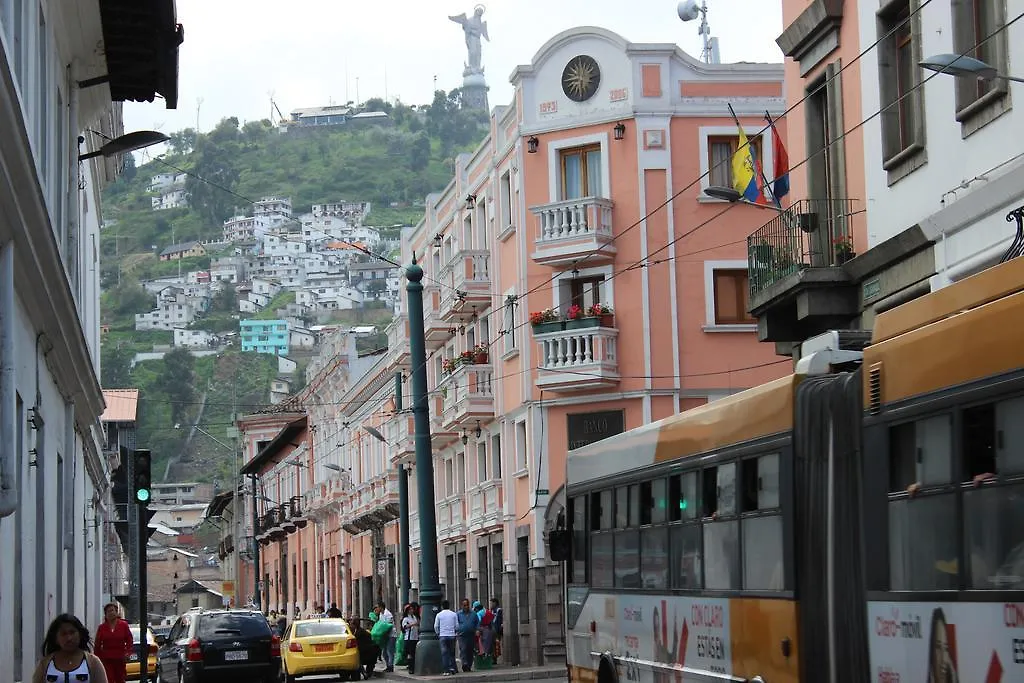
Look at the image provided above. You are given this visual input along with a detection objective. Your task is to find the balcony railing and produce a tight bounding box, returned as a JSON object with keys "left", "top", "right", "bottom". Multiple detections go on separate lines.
{"left": 746, "top": 198, "right": 860, "bottom": 300}
{"left": 534, "top": 324, "right": 619, "bottom": 392}
{"left": 386, "top": 314, "right": 410, "bottom": 365}
{"left": 440, "top": 250, "right": 492, "bottom": 320}
{"left": 386, "top": 413, "right": 415, "bottom": 466}
{"left": 440, "top": 362, "right": 495, "bottom": 429}
{"left": 530, "top": 196, "right": 616, "bottom": 267}
{"left": 438, "top": 495, "right": 466, "bottom": 541}
{"left": 468, "top": 480, "right": 503, "bottom": 532}
{"left": 423, "top": 285, "right": 453, "bottom": 348}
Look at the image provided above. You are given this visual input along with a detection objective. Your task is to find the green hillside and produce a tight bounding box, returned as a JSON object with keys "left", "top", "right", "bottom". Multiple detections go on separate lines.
{"left": 99, "top": 89, "right": 488, "bottom": 484}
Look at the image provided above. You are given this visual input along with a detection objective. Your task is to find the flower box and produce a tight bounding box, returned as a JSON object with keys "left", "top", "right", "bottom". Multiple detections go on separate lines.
{"left": 532, "top": 320, "right": 564, "bottom": 334}
{"left": 565, "top": 317, "right": 600, "bottom": 330}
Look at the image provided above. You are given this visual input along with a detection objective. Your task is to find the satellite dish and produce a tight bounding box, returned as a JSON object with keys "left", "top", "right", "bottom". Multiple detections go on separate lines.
{"left": 678, "top": 0, "right": 701, "bottom": 22}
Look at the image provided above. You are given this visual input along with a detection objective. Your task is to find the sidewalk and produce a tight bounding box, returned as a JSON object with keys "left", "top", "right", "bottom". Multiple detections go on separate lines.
{"left": 380, "top": 664, "right": 565, "bottom": 682}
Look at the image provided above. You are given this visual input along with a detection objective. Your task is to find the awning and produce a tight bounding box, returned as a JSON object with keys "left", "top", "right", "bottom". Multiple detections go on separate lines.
{"left": 97, "top": 0, "right": 184, "bottom": 109}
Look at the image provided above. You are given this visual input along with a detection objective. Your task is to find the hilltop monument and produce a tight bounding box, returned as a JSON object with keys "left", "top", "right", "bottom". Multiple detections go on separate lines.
{"left": 448, "top": 5, "right": 490, "bottom": 111}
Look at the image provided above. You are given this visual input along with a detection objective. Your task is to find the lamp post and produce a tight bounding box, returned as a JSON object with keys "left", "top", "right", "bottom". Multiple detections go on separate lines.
{"left": 405, "top": 258, "right": 443, "bottom": 675}
{"left": 919, "top": 53, "right": 1024, "bottom": 83}
{"left": 703, "top": 185, "right": 786, "bottom": 212}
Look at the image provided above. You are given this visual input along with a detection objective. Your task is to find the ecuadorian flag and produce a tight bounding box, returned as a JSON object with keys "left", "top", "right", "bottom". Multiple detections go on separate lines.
{"left": 731, "top": 128, "right": 760, "bottom": 203}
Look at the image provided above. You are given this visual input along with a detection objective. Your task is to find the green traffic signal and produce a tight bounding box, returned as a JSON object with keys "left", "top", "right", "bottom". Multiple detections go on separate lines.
{"left": 680, "top": 499, "right": 689, "bottom": 511}
{"left": 135, "top": 488, "right": 151, "bottom": 503}
{"left": 133, "top": 449, "right": 152, "bottom": 506}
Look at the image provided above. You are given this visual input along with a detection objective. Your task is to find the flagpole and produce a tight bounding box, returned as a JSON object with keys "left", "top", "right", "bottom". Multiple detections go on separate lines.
{"left": 728, "top": 103, "right": 778, "bottom": 207}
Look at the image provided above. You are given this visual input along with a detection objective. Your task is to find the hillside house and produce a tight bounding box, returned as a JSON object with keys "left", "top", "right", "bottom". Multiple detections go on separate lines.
{"left": 173, "top": 328, "right": 219, "bottom": 349}
{"left": 159, "top": 241, "right": 206, "bottom": 261}
{"left": 240, "top": 319, "right": 290, "bottom": 355}
{"left": 135, "top": 293, "right": 199, "bottom": 331}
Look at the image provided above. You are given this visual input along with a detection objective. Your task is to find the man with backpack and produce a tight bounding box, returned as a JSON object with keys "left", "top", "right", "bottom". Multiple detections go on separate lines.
{"left": 489, "top": 598, "right": 504, "bottom": 661}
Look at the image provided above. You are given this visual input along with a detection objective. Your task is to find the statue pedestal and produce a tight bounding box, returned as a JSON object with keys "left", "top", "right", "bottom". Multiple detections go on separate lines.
{"left": 461, "top": 71, "right": 489, "bottom": 112}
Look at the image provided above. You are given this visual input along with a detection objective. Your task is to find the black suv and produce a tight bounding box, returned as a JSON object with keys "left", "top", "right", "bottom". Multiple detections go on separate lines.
{"left": 155, "top": 608, "right": 280, "bottom": 683}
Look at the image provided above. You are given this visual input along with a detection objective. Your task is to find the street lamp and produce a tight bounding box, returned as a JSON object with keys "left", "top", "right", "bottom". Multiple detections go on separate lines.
{"left": 405, "top": 258, "right": 443, "bottom": 675}
{"left": 919, "top": 53, "right": 1024, "bottom": 83}
{"left": 704, "top": 185, "right": 786, "bottom": 212}
{"left": 78, "top": 130, "right": 169, "bottom": 161}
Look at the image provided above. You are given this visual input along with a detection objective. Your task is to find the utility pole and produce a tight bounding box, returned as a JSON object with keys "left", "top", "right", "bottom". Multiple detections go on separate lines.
{"left": 251, "top": 472, "right": 260, "bottom": 609}
{"left": 407, "top": 259, "right": 442, "bottom": 675}
{"left": 133, "top": 449, "right": 152, "bottom": 683}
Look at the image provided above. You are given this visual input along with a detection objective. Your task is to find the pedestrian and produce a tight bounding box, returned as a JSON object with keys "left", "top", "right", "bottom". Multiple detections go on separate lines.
{"left": 352, "top": 618, "right": 380, "bottom": 680}
{"left": 93, "top": 603, "right": 133, "bottom": 683}
{"left": 434, "top": 599, "right": 459, "bottom": 676}
{"left": 32, "top": 613, "right": 109, "bottom": 683}
{"left": 377, "top": 601, "right": 397, "bottom": 672}
{"left": 490, "top": 598, "right": 504, "bottom": 661}
{"left": 276, "top": 613, "right": 287, "bottom": 638}
{"left": 477, "top": 600, "right": 495, "bottom": 662}
{"left": 327, "top": 602, "right": 343, "bottom": 619}
{"left": 401, "top": 603, "right": 420, "bottom": 672}
{"left": 456, "top": 598, "right": 480, "bottom": 672}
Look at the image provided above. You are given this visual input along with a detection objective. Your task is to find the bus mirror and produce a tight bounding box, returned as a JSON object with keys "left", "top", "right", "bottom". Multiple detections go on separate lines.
{"left": 548, "top": 529, "right": 571, "bottom": 562}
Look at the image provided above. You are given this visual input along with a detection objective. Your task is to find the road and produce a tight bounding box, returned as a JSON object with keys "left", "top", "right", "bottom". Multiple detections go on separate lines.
{"left": 289, "top": 677, "right": 567, "bottom": 683}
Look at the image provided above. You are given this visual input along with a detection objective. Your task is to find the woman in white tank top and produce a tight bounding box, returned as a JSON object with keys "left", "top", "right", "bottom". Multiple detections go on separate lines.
{"left": 31, "top": 614, "right": 109, "bottom": 683}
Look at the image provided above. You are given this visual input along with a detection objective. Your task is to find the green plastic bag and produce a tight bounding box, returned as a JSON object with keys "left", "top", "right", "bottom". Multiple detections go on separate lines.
{"left": 395, "top": 635, "right": 406, "bottom": 666}
{"left": 370, "top": 617, "right": 393, "bottom": 646}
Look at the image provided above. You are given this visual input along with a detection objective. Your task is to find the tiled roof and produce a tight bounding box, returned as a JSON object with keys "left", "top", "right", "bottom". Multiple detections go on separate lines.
{"left": 101, "top": 389, "right": 139, "bottom": 422}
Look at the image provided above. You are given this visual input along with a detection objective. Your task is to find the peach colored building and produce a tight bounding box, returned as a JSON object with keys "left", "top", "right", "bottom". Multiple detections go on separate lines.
{"left": 238, "top": 26, "right": 792, "bottom": 665}
{"left": 747, "top": 0, "right": 869, "bottom": 353}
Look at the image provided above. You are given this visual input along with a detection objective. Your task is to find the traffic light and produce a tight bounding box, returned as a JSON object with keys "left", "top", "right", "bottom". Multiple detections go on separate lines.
{"left": 133, "top": 449, "right": 152, "bottom": 504}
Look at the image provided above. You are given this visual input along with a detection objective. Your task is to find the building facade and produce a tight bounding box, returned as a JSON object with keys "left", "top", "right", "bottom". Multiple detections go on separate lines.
{"left": 241, "top": 26, "right": 790, "bottom": 666}
{"left": 241, "top": 319, "right": 291, "bottom": 355}
{"left": 0, "top": 1, "right": 181, "bottom": 681}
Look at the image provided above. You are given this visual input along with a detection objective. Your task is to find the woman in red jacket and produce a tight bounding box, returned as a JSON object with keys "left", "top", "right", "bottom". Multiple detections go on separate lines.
{"left": 93, "top": 603, "right": 133, "bottom": 683}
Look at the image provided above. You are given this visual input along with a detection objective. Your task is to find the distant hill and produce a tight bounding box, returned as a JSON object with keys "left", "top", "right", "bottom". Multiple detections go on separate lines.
{"left": 98, "top": 88, "right": 489, "bottom": 484}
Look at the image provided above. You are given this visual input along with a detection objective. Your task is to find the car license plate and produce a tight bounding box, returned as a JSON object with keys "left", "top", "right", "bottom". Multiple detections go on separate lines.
{"left": 128, "top": 654, "right": 139, "bottom": 662}
{"left": 223, "top": 650, "right": 248, "bottom": 661}
{"left": 314, "top": 643, "right": 334, "bottom": 653}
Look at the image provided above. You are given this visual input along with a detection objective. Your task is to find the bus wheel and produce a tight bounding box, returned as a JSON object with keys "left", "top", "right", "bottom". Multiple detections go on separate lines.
{"left": 597, "top": 655, "right": 618, "bottom": 683}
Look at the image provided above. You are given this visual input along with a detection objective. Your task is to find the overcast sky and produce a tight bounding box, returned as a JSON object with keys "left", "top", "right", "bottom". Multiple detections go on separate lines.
{"left": 124, "top": 0, "right": 783, "bottom": 136}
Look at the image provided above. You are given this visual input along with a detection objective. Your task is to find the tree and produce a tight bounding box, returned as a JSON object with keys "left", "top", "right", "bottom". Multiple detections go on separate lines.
{"left": 187, "top": 119, "right": 242, "bottom": 225}
{"left": 408, "top": 132, "right": 431, "bottom": 172}
{"left": 101, "top": 344, "right": 134, "bottom": 388}
{"left": 168, "top": 128, "right": 197, "bottom": 155}
{"left": 158, "top": 347, "right": 196, "bottom": 424}
{"left": 110, "top": 283, "right": 154, "bottom": 316}
{"left": 212, "top": 282, "right": 237, "bottom": 312}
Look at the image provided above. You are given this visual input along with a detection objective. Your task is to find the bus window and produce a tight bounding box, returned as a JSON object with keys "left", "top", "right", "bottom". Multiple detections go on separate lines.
{"left": 888, "top": 415, "right": 957, "bottom": 590}
{"left": 615, "top": 487, "right": 629, "bottom": 528}
{"left": 702, "top": 463, "right": 736, "bottom": 518}
{"left": 670, "top": 524, "right": 701, "bottom": 589}
{"left": 703, "top": 520, "right": 739, "bottom": 590}
{"left": 640, "top": 527, "right": 669, "bottom": 589}
{"left": 614, "top": 529, "right": 640, "bottom": 588}
{"left": 570, "top": 496, "right": 587, "bottom": 583}
{"left": 591, "top": 533, "right": 614, "bottom": 588}
{"left": 741, "top": 454, "right": 783, "bottom": 590}
{"left": 640, "top": 479, "right": 668, "bottom": 526}
{"left": 593, "top": 490, "right": 612, "bottom": 530}
{"left": 669, "top": 472, "right": 697, "bottom": 522}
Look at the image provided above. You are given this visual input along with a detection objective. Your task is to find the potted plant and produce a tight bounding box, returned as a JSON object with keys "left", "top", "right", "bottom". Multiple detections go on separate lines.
{"left": 458, "top": 350, "right": 475, "bottom": 366}
{"left": 833, "top": 234, "right": 855, "bottom": 265}
{"left": 441, "top": 358, "right": 456, "bottom": 375}
{"left": 588, "top": 303, "right": 614, "bottom": 327}
{"left": 564, "top": 304, "right": 597, "bottom": 330}
{"left": 529, "top": 307, "right": 562, "bottom": 334}
{"left": 473, "top": 343, "right": 489, "bottom": 363}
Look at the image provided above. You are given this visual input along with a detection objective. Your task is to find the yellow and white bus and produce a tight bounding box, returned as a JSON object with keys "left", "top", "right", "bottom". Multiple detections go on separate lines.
{"left": 557, "top": 256, "right": 1024, "bottom": 682}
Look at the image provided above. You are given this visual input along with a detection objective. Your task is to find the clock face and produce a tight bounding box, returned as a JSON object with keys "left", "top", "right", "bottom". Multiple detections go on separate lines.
{"left": 561, "top": 55, "right": 601, "bottom": 102}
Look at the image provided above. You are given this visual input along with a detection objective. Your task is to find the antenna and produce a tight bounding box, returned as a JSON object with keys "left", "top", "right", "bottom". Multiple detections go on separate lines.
{"left": 678, "top": 0, "right": 718, "bottom": 64}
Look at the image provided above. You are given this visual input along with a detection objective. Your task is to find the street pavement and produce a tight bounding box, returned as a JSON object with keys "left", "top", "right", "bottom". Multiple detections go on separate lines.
{"left": 292, "top": 678, "right": 566, "bottom": 683}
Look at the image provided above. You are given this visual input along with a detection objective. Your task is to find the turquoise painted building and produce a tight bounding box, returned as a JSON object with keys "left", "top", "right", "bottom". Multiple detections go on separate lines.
{"left": 240, "top": 319, "right": 290, "bottom": 355}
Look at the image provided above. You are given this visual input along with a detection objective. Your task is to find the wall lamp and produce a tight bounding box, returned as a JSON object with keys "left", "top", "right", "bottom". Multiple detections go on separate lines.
{"left": 78, "top": 130, "right": 169, "bottom": 161}
{"left": 466, "top": 194, "right": 477, "bottom": 209}
{"left": 433, "top": 233, "right": 443, "bottom": 248}
{"left": 461, "top": 429, "right": 469, "bottom": 446}
{"left": 474, "top": 420, "right": 482, "bottom": 438}
{"left": 613, "top": 122, "right": 626, "bottom": 140}
{"left": 919, "top": 53, "right": 1024, "bottom": 83}
{"left": 527, "top": 136, "right": 539, "bottom": 154}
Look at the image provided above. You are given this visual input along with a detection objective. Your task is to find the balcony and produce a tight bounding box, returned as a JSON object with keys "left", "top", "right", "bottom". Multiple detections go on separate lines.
{"left": 429, "top": 395, "right": 460, "bottom": 449}
{"left": 386, "top": 413, "right": 416, "bottom": 467}
{"left": 409, "top": 510, "right": 420, "bottom": 548}
{"left": 440, "top": 362, "right": 495, "bottom": 430}
{"left": 530, "top": 196, "right": 616, "bottom": 267}
{"left": 468, "top": 481, "right": 503, "bottom": 533}
{"left": 341, "top": 471, "right": 399, "bottom": 535}
{"left": 438, "top": 495, "right": 466, "bottom": 541}
{"left": 746, "top": 199, "right": 861, "bottom": 345}
{"left": 386, "top": 315, "right": 410, "bottom": 366}
{"left": 423, "top": 285, "right": 454, "bottom": 349}
{"left": 534, "top": 324, "right": 619, "bottom": 393}
{"left": 440, "top": 250, "right": 492, "bottom": 321}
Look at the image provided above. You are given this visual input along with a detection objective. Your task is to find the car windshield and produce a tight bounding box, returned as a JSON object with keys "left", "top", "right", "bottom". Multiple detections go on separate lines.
{"left": 294, "top": 621, "right": 349, "bottom": 638}
{"left": 197, "top": 613, "right": 272, "bottom": 639}
{"left": 129, "top": 627, "right": 153, "bottom": 644}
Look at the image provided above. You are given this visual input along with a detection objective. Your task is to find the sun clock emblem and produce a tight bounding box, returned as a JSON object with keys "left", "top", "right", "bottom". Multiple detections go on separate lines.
{"left": 561, "top": 55, "right": 601, "bottom": 102}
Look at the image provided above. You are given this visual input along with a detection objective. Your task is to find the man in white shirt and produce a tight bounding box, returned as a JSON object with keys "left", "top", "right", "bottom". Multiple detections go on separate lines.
{"left": 433, "top": 599, "right": 459, "bottom": 675}
{"left": 378, "top": 601, "right": 397, "bottom": 672}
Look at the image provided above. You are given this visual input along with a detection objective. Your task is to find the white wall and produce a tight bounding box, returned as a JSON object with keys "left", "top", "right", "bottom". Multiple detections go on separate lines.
{"left": 859, "top": 0, "right": 1024, "bottom": 286}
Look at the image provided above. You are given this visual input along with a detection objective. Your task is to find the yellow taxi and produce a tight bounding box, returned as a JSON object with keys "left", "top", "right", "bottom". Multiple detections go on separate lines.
{"left": 126, "top": 626, "right": 157, "bottom": 680}
{"left": 280, "top": 618, "right": 361, "bottom": 682}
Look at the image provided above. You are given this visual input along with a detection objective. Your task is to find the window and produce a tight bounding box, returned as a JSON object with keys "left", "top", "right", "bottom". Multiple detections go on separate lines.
{"left": 560, "top": 145, "right": 602, "bottom": 199}
{"left": 499, "top": 171, "right": 513, "bottom": 230}
{"left": 877, "top": 0, "right": 925, "bottom": 172}
{"left": 712, "top": 269, "right": 754, "bottom": 325}
{"left": 568, "top": 276, "right": 603, "bottom": 312}
{"left": 740, "top": 454, "right": 783, "bottom": 590}
{"left": 491, "top": 434, "right": 502, "bottom": 478}
{"left": 570, "top": 496, "right": 587, "bottom": 583}
{"left": 502, "top": 293, "right": 518, "bottom": 354}
{"left": 951, "top": 0, "right": 1008, "bottom": 126}
{"left": 515, "top": 421, "right": 527, "bottom": 472}
{"left": 707, "top": 136, "right": 759, "bottom": 189}
{"left": 476, "top": 441, "right": 487, "bottom": 483}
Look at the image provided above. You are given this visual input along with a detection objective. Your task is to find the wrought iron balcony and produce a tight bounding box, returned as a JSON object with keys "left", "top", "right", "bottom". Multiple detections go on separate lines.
{"left": 746, "top": 199, "right": 860, "bottom": 301}
{"left": 530, "top": 196, "right": 616, "bottom": 267}
{"left": 534, "top": 323, "right": 619, "bottom": 392}
{"left": 440, "top": 250, "right": 492, "bottom": 320}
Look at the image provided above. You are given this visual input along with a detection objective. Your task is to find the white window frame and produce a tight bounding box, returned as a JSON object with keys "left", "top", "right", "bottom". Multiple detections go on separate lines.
{"left": 514, "top": 419, "right": 528, "bottom": 477}
{"left": 703, "top": 259, "right": 757, "bottom": 333}
{"left": 547, "top": 132, "right": 611, "bottom": 202}
{"left": 697, "top": 126, "right": 773, "bottom": 201}
{"left": 551, "top": 264, "right": 613, "bottom": 311}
